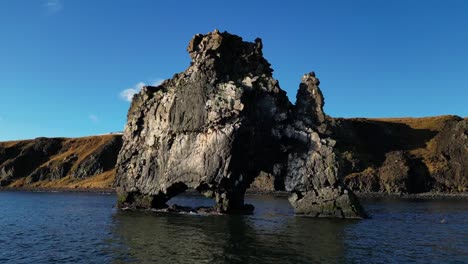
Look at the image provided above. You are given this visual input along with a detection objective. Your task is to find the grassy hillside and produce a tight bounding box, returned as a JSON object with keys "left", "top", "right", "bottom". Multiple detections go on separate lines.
{"left": 0, "top": 135, "right": 122, "bottom": 189}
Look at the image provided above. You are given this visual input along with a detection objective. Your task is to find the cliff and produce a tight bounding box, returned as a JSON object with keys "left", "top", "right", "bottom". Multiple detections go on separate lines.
{"left": 0, "top": 135, "right": 122, "bottom": 189}
{"left": 335, "top": 115, "right": 467, "bottom": 193}
{"left": 251, "top": 115, "right": 467, "bottom": 194}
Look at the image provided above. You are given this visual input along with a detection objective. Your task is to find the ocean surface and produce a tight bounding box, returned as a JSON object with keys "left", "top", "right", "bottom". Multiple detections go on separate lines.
{"left": 0, "top": 191, "right": 466, "bottom": 264}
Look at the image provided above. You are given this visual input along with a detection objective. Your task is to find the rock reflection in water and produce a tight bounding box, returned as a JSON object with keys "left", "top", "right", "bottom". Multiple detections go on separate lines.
{"left": 110, "top": 195, "right": 354, "bottom": 264}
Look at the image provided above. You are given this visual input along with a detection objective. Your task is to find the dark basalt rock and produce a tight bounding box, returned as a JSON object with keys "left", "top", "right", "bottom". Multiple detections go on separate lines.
{"left": 115, "top": 30, "right": 366, "bottom": 218}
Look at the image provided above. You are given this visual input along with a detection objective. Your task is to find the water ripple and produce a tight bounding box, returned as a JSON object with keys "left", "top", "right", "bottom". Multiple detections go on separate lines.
{"left": 0, "top": 192, "right": 466, "bottom": 263}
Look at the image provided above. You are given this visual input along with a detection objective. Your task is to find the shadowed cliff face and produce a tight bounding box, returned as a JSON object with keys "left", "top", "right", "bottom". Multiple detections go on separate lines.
{"left": 115, "top": 30, "right": 365, "bottom": 218}
{"left": 251, "top": 116, "right": 467, "bottom": 194}
{"left": 0, "top": 135, "right": 122, "bottom": 188}
{"left": 335, "top": 116, "right": 467, "bottom": 193}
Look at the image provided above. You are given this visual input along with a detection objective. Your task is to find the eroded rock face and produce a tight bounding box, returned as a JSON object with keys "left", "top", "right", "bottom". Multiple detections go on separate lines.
{"left": 115, "top": 30, "right": 366, "bottom": 218}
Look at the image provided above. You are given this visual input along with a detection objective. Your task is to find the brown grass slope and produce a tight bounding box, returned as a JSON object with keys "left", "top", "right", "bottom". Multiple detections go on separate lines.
{"left": 0, "top": 135, "right": 122, "bottom": 189}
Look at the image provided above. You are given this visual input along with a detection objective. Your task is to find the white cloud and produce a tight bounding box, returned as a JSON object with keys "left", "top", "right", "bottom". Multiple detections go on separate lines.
{"left": 89, "top": 114, "right": 99, "bottom": 123}
{"left": 120, "top": 79, "right": 164, "bottom": 102}
{"left": 120, "top": 82, "right": 146, "bottom": 102}
{"left": 44, "top": 0, "right": 63, "bottom": 14}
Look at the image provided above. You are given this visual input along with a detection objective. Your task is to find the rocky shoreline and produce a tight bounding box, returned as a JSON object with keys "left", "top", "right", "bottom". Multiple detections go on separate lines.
{"left": 355, "top": 191, "right": 468, "bottom": 200}
{"left": 0, "top": 186, "right": 115, "bottom": 194}
{"left": 2, "top": 187, "right": 466, "bottom": 202}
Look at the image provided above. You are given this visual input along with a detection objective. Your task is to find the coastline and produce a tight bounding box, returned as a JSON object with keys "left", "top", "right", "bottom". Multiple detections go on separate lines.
{"left": 1, "top": 187, "right": 467, "bottom": 200}
{"left": 0, "top": 186, "right": 115, "bottom": 194}
{"left": 355, "top": 191, "right": 468, "bottom": 200}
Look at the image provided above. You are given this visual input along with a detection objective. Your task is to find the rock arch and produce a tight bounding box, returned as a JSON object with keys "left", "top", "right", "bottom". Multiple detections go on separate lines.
{"left": 115, "top": 30, "right": 366, "bottom": 218}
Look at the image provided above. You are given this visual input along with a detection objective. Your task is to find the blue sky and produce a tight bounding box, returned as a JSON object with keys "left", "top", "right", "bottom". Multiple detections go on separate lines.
{"left": 0, "top": 0, "right": 467, "bottom": 141}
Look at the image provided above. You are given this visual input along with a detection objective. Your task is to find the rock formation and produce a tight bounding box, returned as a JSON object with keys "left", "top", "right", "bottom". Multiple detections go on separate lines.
{"left": 115, "top": 30, "right": 366, "bottom": 218}
{"left": 0, "top": 135, "right": 122, "bottom": 188}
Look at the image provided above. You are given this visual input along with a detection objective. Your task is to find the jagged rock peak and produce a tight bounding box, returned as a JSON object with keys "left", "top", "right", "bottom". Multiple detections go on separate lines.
{"left": 186, "top": 30, "right": 272, "bottom": 81}
{"left": 295, "top": 72, "right": 326, "bottom": 126}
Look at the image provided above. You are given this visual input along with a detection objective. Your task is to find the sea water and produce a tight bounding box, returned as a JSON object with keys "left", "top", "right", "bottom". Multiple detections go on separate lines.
{"left": 0, "top": 191, "right": 466, "bottom": 263}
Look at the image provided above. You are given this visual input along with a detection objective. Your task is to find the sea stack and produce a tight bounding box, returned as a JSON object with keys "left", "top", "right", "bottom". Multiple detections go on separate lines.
{"left": 115, "top": 30, "right": 366, "bottom": 218}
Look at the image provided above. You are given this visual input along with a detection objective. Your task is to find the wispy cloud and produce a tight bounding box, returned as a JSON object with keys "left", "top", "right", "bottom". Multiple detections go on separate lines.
{"left": 89, "top": 114, "right": 99, "bottom": 123}
{"left": 119, "top": 79, "right": 164, "bottom": 102}
{"left": 120, "top": 82, "right": 146, "bottom": 102}
{"left": 44, "top": 0, "right": 63, "bottom": 14}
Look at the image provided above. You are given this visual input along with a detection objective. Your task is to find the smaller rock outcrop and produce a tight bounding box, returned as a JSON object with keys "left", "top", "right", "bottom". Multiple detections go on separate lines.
{"left": 283, "top": 73, "right": 365, "bottom": 218}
